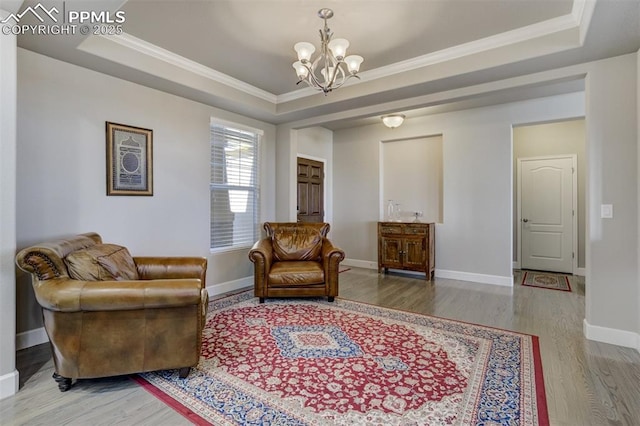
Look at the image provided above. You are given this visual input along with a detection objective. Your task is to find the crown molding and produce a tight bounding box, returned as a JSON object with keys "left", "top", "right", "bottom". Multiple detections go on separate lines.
{"left": 80, "top": 0, "right": 595, "bottom": 107}
{"left": 278, "top": 1, "right": 594, "bottom": 104}
{"left": 97, "top": 32, "right": 278, "bottom": 104}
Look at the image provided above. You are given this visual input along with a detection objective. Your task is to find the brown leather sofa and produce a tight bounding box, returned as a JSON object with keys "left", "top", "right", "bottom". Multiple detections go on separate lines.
{"left": 248, "top": 222, "right": 345, "bottom": 303}
{"left": 15, "top": 232, "right": 208, "bottom": 392}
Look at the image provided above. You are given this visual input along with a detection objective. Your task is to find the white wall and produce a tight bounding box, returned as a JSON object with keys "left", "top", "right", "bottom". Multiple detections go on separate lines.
{"left": 275, "top": 126, "right": 296, "bottom": 221}
{"left": 584, "top": 53, "right": 639, "bottom": 349}
{"left": 382, "top": 136, "right": 443, "bottom": 223}
{"left": 333, "top": 93, "right": 585, "bottom": 286}
{"left": 15, "top": 49, "right": 276, "bottom": 334}
{"left": 0, "top": 8, "right": 19, "bottom": 400}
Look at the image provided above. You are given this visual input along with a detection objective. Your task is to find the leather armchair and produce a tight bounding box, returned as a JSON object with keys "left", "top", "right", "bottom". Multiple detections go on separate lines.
{"left": 249, "top": 222, "right": 345, "bottom": 303}
{"left": 15, "top": 232, "right": 208, "bottom": 392}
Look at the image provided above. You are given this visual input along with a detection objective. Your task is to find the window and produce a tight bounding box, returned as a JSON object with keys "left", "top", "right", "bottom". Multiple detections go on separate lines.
{"left": 210, "top": 121, "right": 261, "bottom": 251}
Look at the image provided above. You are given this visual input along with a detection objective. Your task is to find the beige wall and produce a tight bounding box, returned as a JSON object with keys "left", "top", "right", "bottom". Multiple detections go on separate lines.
{"left": 513, "top": 119, "right": 586, "bottom": 269}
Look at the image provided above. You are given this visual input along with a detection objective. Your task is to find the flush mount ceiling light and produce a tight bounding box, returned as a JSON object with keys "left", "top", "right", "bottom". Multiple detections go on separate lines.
{"left": 292, "top": 8, "right": 364, "bottom": 95}
{"left": 381, "top": 114, "right": 406, "bottom": 129}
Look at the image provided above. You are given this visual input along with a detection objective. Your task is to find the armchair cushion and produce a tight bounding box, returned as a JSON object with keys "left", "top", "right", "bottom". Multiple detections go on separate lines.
{"left": 269, "top": 261, "right": 324, "bottom": 285}
{"left": 65, "top": 243, "right": 139, "bottom": 281}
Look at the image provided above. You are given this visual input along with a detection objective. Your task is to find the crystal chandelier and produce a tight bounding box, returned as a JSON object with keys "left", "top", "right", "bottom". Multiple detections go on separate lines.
{"left": 292, "top": 8, "right": 364, "bottom": 95}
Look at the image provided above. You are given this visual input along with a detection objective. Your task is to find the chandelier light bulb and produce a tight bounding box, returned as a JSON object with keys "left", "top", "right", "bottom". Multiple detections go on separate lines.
{"left": 328, "top": 38, "right": 349, "bottom": 60}
{"left": 344, "top": 55, "right": 364, "bottom": 74}
{"left": 292, "top": 61, "right": 309, "bottom": 79}
{"left": 294, "top": 42, "right": 315, "bottom": 62}
{"left": 320, "top": 66, "right": 336, "bottom": 83}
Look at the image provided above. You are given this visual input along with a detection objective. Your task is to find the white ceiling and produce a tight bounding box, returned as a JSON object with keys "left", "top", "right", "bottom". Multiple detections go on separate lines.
{"left": 8, "top": 0, "right": 640, "bottom": 128}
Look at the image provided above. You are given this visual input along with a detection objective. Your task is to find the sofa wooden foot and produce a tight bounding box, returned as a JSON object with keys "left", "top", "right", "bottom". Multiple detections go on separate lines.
{"left": 178, "top": 367, "right": 190, "bottom": 378}
{"left": 259, "top": 297, "right": 265, "bottom": 303}
{"left": 328, "top": 296, "right": 335, "bottom": 302}
{"left": 52, "top": 372, "right": 72, "bottom": 392}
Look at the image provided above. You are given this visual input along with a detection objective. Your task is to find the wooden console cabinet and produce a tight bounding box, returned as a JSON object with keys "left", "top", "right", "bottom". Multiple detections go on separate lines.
{"left": 378, "top": 222, "right": 435, "bottom": 280}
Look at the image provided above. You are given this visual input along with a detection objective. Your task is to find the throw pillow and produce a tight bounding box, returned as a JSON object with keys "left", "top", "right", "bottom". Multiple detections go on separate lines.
{"left": 65, "top": 244, "right": 139, "bottom": 281}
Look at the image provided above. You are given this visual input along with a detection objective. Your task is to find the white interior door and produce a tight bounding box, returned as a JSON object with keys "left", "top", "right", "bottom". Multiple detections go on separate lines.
{"left": 519, "top": 156, "right": 575, "bottom": 273}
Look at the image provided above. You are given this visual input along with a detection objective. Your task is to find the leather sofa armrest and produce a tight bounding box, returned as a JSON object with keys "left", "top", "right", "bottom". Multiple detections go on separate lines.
{"left": 321, "top": 239, "right": 345, "bottom": 272}
{"left": 248, "top": 238, "right": 273, "bottom": 271}
{"left": 134, "top": 257, "right": 207, "bottom": 285}
{"left": 33, "top": 277, "right": 205, "bottom": 312}
{"left": 249, "top": 238, "right": 273, "bottom": 297}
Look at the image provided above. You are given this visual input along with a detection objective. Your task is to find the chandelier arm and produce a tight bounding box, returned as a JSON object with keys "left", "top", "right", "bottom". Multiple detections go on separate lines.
{"left": 328, "top": 73, "right": 361, "bottom": 91}
{"left": 308, "top": 54, "right": 323, "bottom": 85}
{"left": 327, "top": 61, "right": 346, "bottom": 88}
{"left": 305, "top": 64, "right": 326, "bottom": 91}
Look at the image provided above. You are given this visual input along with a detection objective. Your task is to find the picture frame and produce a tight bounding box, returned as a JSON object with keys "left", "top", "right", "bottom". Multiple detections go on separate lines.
{"left": 106, "top": 121, "right": 153, "bottom": 196}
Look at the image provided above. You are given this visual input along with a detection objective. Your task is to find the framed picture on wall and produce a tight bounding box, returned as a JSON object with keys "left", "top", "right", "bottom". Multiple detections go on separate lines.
{"left": 106, "top": 121, "right": 153, "bottom": 196}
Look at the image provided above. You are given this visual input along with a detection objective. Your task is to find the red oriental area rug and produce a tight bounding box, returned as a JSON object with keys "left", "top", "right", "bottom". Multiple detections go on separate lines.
{"left": 135, "top": 291, "right": 549, "bottom": 425}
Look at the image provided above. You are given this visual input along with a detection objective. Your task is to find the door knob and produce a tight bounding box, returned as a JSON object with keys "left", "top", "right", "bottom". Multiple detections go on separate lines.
{"left": 522, "top": 218, "right": 529, "bottom": 223}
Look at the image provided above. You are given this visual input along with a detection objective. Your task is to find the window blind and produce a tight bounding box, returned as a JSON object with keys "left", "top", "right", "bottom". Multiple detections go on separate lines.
{"left": 210, "top": 123, "right": 260, "bottom": 251}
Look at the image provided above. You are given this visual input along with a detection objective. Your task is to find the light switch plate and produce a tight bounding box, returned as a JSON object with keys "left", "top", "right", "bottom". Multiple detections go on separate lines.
{"left": 601, "top": 204, "right": 613, "bottom": 219}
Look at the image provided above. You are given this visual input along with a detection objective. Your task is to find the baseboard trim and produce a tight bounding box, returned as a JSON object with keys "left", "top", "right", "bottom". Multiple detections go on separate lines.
{"left": 583, "top": 319, "right": 640, "bottom": 352}
{"left": 575, "top": 267, "right": 586, "bottom": 276}
{"left": 435, "top": 269, "right": 514, "bottom": 287}
{"left": 206, "top": 276, "right": 253, "bottom": 297}
{"left": 16, "top": 327, "right": 48, "bottom": 350}
{"left": 343, "top": 260, "right": 513, "bottom": 287}
{"left": 512, "top": 261, "right": 520, "bottom": 270}
{"left": 342, "top": 259, "right": 377, "bottom": 270}
{"left": 0, "top": 370, "right": 19, "bottom": 400}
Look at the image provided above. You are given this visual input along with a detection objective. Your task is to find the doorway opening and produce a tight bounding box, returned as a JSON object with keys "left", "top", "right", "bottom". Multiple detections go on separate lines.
{"left": 513, "top": 119, "right": 586, "bottom": 275}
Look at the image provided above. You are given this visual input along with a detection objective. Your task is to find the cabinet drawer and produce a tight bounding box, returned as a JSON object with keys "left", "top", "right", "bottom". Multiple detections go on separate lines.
{"left": 380, "top": 225, "right": 403, "bottom": 234}
{"left": 404, "top": 225, "right": 428, "bottom": 235}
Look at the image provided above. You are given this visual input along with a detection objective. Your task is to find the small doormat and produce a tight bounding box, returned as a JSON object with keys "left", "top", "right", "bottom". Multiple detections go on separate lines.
{"left": 521, "top": 271, "right": 571, "bottom": 292}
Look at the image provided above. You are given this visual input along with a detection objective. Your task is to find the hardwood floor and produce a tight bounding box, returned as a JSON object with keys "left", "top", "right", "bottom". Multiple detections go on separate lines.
{"left": 2, "top": 268, "right": 639, "bottom": 425}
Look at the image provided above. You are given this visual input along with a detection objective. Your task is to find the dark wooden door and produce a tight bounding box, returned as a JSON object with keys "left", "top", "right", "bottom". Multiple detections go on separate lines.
{"left": 297, "top": 157, "right": 324, "bottom": 223}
